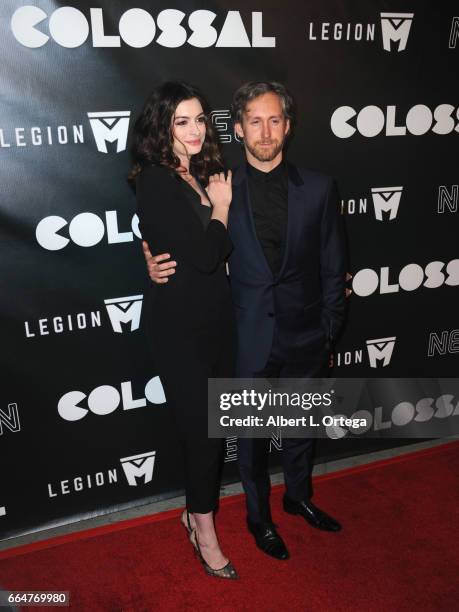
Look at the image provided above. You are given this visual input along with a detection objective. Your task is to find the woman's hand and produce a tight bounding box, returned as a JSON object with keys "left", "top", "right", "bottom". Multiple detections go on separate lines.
{"left": 206, "top": 170, "right": 232, "bottom": 209}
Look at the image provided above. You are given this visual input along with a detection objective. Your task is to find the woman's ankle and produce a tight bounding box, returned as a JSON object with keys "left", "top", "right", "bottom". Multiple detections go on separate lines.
{"left": 194, "top": 528, "right": 220, "bottom": 548}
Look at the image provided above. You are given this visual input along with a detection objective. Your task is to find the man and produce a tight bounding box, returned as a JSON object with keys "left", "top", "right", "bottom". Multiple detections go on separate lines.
{"left": 144, "top": 82, "right": 347, "bottom": 561}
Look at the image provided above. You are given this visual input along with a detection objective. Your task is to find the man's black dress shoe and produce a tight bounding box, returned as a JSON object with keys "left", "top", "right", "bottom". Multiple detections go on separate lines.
{"left": 247, "top": 520, "right": 290, "bottom": 560}
{"left": 283, "top": 496, "right": 342, "bottom": 532}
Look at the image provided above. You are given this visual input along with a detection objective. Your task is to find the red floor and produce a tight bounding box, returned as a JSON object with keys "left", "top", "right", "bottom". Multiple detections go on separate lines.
{"left": 1, "top": 442, "right": 458, "bottom": 612}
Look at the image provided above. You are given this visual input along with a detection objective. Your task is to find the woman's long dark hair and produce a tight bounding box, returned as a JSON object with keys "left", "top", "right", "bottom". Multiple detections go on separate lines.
{"left": 129, "top": 81, "right": 223, "bottom": 184}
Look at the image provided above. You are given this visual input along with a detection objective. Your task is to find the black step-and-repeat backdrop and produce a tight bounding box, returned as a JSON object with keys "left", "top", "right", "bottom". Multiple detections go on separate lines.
{"left": 1, "top": 1, "right": 458, "bottom": 539}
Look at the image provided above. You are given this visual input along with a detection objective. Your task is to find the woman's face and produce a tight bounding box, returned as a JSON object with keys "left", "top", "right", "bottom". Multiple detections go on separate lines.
{"left": 171, "top": 97, "right": 207, "bottom": 159}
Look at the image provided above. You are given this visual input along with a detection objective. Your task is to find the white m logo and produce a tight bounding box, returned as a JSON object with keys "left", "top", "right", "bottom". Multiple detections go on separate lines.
{"left": 380, "top": 13, "right": 414, "bottom": 52}
{"left": 371, "top": 186, "right": 403, "bottom": 220}
{"left": 366, "top": 337, "right": 396, "bottom": 367}
{"left": 121, "top": 451, "right": 156, "bottom": 486}
{"left": 104, "top": 295, "right": 143, "bottom": 332}
{"left": 87, "top": 111, "right": 131, "bottom": 153}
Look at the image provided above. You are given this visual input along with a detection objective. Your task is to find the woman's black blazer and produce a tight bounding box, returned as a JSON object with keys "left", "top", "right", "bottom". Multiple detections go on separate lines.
{"left": 136, "top": 164, "right": 233, "bottom": 329}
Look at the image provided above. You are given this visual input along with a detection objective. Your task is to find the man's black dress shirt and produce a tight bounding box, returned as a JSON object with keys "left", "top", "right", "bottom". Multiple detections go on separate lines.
{"left": 247, "top": 161, "right": 288, "bottom": 276}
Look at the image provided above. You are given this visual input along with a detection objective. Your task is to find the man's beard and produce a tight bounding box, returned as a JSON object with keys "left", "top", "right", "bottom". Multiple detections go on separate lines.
{"left": 245, "top": 139, "right": 284, "bottom": 162}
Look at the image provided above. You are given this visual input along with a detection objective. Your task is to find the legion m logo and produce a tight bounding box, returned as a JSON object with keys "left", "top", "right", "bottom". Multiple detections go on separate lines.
{"left": 87, "top": 111, "right": 131, "bottom": 153}
{"left": 380, "top": 13, "right": 414, "bottom": 52}
{"left": 104, "top": 295, "right": 143, "bottom": 333}
{"left": 366, "top": 337, "right": 396, "bottom": 368}
{"left": 371, "top": 186, "right": 403, "bottom": 221}
{"left": 120, "top": 451, "right": 156, "bottom": 486}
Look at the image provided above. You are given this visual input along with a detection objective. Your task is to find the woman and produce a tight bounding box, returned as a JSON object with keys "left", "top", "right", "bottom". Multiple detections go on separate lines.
{"left": 130, "top": 82, "right": 237, "bottom": 579}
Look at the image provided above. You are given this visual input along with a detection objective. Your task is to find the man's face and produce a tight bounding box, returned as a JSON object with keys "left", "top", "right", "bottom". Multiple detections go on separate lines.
{"left": 235, "top": 92, "right": 290, "bottom": 164}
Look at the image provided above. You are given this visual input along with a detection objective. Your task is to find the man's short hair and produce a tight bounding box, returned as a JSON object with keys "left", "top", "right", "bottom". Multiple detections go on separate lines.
{"left": 231, "top": 81, "right": 296, "bottom": 127}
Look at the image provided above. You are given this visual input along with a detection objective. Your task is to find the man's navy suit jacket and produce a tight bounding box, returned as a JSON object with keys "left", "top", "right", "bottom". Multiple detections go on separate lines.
{"left": 227, "top": 162, "right": 347, "bottom": 377}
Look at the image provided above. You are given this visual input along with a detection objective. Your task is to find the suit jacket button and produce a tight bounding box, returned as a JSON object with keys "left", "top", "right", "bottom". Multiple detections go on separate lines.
{"left": 268, "top": 312, "right": 274, "bottom": 317}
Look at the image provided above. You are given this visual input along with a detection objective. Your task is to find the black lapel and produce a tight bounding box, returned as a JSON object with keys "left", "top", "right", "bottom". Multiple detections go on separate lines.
{"left": 277, "top": 162, "right": 304, "bottom": 279}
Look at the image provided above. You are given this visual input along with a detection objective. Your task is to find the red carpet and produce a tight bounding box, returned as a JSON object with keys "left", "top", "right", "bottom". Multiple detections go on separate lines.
{"left": 1, "top": 442, "right": 458, "bottom": 612}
